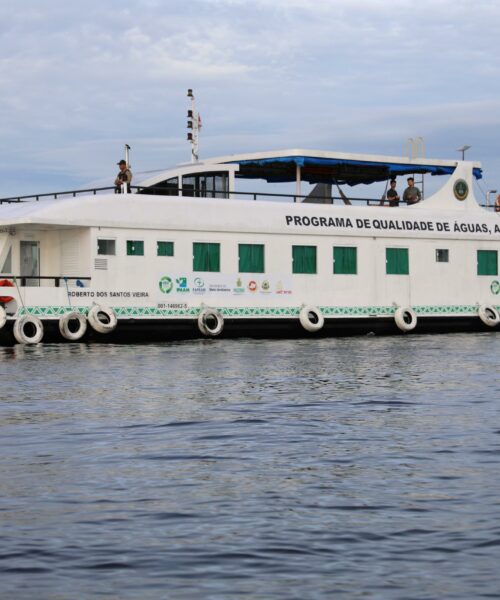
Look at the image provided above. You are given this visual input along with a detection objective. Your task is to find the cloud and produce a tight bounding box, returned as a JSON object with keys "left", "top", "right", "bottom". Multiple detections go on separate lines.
{"left": 0, "top": 0, "right": 500, "bottom": 196}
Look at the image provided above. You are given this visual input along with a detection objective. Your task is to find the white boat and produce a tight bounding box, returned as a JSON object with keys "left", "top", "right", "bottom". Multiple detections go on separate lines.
{"left": 1, "top": 147, "right": 499, "bottom": 344}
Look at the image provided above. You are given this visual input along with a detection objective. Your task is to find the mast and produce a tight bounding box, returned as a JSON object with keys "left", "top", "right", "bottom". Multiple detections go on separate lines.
{"left": 187, "top": 89, "right": 201, "bottom": 162}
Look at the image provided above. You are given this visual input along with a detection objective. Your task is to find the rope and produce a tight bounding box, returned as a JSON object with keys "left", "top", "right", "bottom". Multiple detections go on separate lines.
{"left": 64, "top": 277, "right": 72, "bottom": 308}
{"left": 379, "top": 180, "right": 390, "bottom": 206}
{"left": 12, "top": 276, "right": 26, "bottom": 314}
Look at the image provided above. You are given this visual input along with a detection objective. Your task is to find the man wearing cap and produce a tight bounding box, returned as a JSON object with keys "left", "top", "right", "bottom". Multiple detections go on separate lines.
{"left": 114, "top": 160, "right": 133, "bottom": 193}
{"left": 403, "top": 177, "right": 421, "bottom": 205}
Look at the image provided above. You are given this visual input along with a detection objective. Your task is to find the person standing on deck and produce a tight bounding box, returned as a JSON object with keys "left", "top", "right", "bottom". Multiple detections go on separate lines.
{"left": 386, "top": 179, "right": 400, "bottom": 207}
{"left": 403, "top": 177, "right": 421, "bottom": 205}
{"left": 114, "top": 160, "right": 133, "bottom": 193}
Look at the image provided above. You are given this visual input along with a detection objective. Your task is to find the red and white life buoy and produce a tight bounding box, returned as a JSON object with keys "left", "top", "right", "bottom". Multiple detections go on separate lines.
{"left": 495, "top": 194, "right": 500, "bottom": 212}
{"left": 0, "top": 279, "right": 15, "bottom": 304}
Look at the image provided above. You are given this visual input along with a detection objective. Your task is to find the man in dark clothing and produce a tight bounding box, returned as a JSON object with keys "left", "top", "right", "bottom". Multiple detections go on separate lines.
{"left": 386, "top": 179, "right": 400, "bottom": 207}
{"left": 114, "top": 160, "right": 133, "bottom": 193}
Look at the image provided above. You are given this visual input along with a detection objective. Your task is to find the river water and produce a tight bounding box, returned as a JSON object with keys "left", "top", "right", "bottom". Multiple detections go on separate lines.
{"left": 1, "top": 333, "right": 499, "bottom": 599}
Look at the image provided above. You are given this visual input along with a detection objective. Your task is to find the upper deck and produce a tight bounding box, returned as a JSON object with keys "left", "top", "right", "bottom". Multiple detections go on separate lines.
{"left": 0, "top": 148, "right": 494, "bottom": 224}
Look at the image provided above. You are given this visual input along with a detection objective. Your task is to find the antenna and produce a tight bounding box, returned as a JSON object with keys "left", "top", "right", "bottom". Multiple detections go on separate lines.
{"left": 187, "top": 89, "right": 201, "bottom": 162}
{"left": 124, "top": 143, "right": 131, "bottom": 167}
{"left": 456, "top": 145, "right": 471, "bottom": 160}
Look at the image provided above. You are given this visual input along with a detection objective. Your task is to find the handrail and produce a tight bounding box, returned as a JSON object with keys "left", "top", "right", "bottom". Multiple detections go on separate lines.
{"left": 1, "top": 184, "right": 498, "bottom": 210}
{"left": 0, "top": 187, "right": 115, "bottom": 204}
{"left": 0, "top": 276, "right": 91, "bottom": 287}
{"left": 0, "top": 184, "right": 391, "bottom": 206}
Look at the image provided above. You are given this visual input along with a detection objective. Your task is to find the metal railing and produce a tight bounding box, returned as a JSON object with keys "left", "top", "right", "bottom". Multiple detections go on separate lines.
{"left": 0, "top": 187, "right": 115, "bottom": 204}
{"left": 1, "top": 185, "right": 499, "bottom": 210}
{"left": 0, "top": 276, "right": 91, "bottom": 287}
{"left": 0, "top": 184, "right": 396, "bottom": 206}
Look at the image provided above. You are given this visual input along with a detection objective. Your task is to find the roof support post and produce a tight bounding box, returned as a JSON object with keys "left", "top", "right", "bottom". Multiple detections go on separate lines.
{"left": 296, "top": 164, "right": 301, "bottom": 202}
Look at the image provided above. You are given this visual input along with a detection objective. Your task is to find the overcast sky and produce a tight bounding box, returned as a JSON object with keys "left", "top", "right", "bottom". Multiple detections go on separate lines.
{"left": 1, "top": 0, "right": 500, "bottom": 198}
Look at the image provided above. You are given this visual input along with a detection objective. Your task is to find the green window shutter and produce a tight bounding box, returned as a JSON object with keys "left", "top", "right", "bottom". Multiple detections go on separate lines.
{"left": 333, "top": 246, "right": 357, "bottom": 274}
{"left": 127, "top": 240, "right": 144, "bottom": 256}
{"left": 239, "top": 244, "right": 264, "bottom": 273}
{"left": 157, "top": 241, "right": 174, "bottom": 256}
{"left": 193, "top": 242, "right": 220, "bottom": 272}
{"left": 477, "top": 250, "right": 498, "bottom": 275}
{"left": 386, "top": 248, "right": 409, "bottom": 275}
{"left": 292, "top": 245, "right": 317, "bottom": 274}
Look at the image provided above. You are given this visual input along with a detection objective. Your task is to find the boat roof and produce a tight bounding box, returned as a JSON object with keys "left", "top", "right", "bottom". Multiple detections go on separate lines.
{"left": 191, "top": 148, "right": 483, "bottom": 186}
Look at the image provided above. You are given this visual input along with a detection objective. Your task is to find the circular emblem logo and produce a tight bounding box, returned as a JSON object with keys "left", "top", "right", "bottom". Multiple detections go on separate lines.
{"left": 261, "top": 280, "right": 270, "bottom": 291}
{"left": 159, "top": 276, "right": 173, "bottom": 294}
{"left": 491, "top": 280, "right": 500, "bottom": 295}
{"left": 248, "top": 280, "right": 257, "bottom": 292}
{"left": 453, "top": 179, "right": 468, "bottom": 201}
{"left": 194, "top": 277, "right": 204, "bottom": 287}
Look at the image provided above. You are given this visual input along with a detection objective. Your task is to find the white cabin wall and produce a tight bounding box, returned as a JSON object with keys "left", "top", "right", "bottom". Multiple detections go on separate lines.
{"left": 85, "top": 225, "right": 499, "bottom": 311}
{"left": 59, "top": 229, "right": 91, "bottom": 278}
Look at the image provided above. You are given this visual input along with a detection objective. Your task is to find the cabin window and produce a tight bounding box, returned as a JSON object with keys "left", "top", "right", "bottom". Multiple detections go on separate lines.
{"left": 193, "top": 242, "right": 220, "bottom": 272}
{"left": 157, "top": 241, "right": 174, "bottom": 257}
{"left": 333, "top": 246, "right": 357, "bottom": 275}
{"left": 97, "top": 239, "right": 116, "bottom": 256}
{"left": 127, "top": 240, "right": 144, "bottom": 256}
{"left": 386, "top": 248, "right": 409, "bottom": 275}
{"left": 182, "top": 172, "right": 228, "bottom": 198}
{"left": 1, "top": 246, "right": 12, "bottom": 273}
{"left": 292, "top": 245, "right": 317, "bottom": 274}
{"left": 239, "top": 244, "right": 264, "bottom": 273}
{"left": 477, "top": 250, "right": 498, "bottom": 276}
{"left": 436, "top": 249, "right": 449, "bottom": 263}
{"left": 140, "top": 176, "right": 178, "bottom": 196}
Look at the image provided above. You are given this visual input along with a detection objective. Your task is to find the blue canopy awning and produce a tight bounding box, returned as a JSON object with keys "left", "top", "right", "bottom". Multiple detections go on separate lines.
{"left": 227, "top": 156, "right": 482, "bottom": 186}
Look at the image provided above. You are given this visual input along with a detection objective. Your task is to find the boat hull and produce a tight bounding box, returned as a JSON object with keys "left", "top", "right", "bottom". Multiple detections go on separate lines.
{"left": 0, "top": 315, "right": 497, "bottom": 345}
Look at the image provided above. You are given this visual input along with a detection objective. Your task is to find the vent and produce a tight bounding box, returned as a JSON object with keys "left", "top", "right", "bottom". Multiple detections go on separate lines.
{"left": 94, "top": 258, "right": 108, "bottom": 270}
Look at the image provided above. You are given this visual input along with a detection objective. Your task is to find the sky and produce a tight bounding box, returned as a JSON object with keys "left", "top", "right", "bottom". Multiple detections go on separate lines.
{"left": 1, "top": 0, "right": 500, "bottom": 199}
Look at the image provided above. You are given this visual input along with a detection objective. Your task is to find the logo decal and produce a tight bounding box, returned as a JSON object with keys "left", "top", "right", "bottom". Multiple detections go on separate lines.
{"left": 159, "top": 276, "right": 173, "bottom": 294}
{"left": 453, "top": 179, "right": 468, "bottom": 201}
{"left": 491, "top": 280, "right": 500, "bottom": 295}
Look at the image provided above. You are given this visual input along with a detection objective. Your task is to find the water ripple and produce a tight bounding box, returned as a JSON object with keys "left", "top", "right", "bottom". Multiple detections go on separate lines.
{"left": 1, "top": 333, "right": 500, "bottom": 599}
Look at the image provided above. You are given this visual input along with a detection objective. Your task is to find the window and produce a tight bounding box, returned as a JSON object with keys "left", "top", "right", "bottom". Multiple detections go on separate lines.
{"left": 333, "top": 246, "right": 357, "bottom": 274}
{"left": 386, "top": 248, "right": 409, "bottom": 275}
{"left": 193, "top": 242, "right": 220, "bottom": 272}
{"left": 157, "top": 241, "right": 174, "bottom": 257}
{"left": 1, "top": 246, "right": 12, "bottom": 273}
{"left": 292, "top": 245, "right": 317, "bottom": 274}
{"left": 127, "top": 240, "right": 144, "bottom": 256}
{"left": 477, "top": 250, "right": 498, "bottom": 276}
{"left": 97, "top": 239, "right": 116, "bottom": 255}
{"left": 239, "top": 244, "right": 264, "bottom": 273}
{"left": 139, "top": 176, "right": 178, "bottom": 196}
{"left": 182, "top": 172, "right": 229, "bottom": 198}
{"left": 436, "top": 249, "right": 449, "bottom": 263}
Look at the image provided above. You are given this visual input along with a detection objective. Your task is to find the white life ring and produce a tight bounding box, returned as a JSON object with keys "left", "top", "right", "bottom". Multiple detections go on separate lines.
{"left": 198, "top": 308, "right": 224, "bottom": 337}
{"left": 299, "top": 305, "right": 324, "bottom": 332}
{"left": 87, "top": 305, "right": 117, "bottom": 334}
{"left": 478, "top": 304, "right": 500, "bottom": 327}
{"left": 13, "top": 314, "right": 44, "bottom": 344}
{"left": 394, "top": 307, "right": 417, "bottom": 332}
{"left": 0, "top": 306, "right": 6, "bottom": 330}
{"left": 59, "top": 311, "right": 88, "bottom": 341}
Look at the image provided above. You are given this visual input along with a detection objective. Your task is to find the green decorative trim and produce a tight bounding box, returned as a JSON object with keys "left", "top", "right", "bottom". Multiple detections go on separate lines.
{"left": 18, "top": 306, "right": 87, "bottom": 317}
{"left": 15, "top": 303, "right": 500, "bottom": 319}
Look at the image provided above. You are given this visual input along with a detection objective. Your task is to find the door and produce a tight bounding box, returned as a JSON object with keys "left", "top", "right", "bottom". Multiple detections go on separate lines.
{"left": 20, "top": 241, "right": 40, "bottom": 286}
